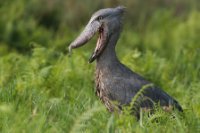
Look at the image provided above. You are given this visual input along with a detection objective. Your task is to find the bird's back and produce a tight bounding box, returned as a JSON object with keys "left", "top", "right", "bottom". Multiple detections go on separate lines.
{"left": 95, "top": 61, "right": 183, "bottom": 115}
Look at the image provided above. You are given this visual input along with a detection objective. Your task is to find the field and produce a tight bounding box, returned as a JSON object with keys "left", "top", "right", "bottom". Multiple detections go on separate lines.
{"left": 0, "top": 0, "right": 200, "bottom": 132}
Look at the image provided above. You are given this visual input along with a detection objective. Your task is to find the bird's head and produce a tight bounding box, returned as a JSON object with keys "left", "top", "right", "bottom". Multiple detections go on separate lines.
{"left": 68, "top": 6, "right": 125, "bottom": 63}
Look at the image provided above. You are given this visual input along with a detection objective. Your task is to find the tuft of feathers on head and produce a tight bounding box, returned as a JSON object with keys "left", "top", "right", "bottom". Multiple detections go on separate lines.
{"left": 116, "top": 6, "right": 126, "bottom": 14}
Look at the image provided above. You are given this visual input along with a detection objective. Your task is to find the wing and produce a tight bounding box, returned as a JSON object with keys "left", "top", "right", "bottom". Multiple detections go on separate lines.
{"left": 107, "top": 75, "right": 182, "bottom": 112}
{"left": 107, "top": 63, "right": 182, "bottom": 114}
{"left": 141, "top": 86, "right": 183, "bottom": 111}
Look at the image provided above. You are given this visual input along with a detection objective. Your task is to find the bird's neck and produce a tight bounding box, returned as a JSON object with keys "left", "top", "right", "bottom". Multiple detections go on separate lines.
{"left": 96, "top": 32, "right": 120, "bottom": 68}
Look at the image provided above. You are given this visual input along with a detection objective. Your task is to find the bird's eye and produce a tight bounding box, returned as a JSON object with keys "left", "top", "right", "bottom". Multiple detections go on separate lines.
{"left": 97, "top": 16, "right": 103, "bottom": 21}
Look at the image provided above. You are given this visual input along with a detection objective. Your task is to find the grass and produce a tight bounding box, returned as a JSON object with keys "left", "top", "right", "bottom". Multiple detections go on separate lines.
{"left": 0, "top": 1, "right": 200, "bottom": 133}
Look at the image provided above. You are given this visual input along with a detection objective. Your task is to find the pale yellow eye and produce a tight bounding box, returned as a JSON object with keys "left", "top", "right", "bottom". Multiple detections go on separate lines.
{"left": 97, "top": 16, "right": 103, "bottom": 21}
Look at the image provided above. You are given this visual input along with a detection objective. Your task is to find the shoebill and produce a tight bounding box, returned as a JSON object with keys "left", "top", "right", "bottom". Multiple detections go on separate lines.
{"left": 68, "top": 6, "right": 182, "bottom": 118}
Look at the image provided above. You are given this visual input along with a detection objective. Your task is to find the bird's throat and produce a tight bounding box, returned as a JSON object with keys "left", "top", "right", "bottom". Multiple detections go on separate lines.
{"left": 96, "top": 32, "right": 120, "bottom": 66}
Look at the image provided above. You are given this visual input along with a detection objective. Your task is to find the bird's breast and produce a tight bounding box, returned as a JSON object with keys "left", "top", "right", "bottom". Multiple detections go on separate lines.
{"left": 95, "top": 68, "right": 115, "bottom": 112}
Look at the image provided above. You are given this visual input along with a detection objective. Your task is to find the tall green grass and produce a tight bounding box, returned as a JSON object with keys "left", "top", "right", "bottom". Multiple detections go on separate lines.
{"left": 0, "top": 0, "right": 200, "bottom": 132}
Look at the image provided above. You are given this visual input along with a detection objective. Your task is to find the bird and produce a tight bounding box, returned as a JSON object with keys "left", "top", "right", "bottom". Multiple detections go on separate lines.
{"left": 68, "top": 6, "right": 182, "bottom": 118}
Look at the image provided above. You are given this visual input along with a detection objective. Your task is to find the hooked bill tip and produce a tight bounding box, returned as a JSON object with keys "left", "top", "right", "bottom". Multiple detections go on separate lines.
{"left": 68, "top": 45, "right": 72, "bottom": 56}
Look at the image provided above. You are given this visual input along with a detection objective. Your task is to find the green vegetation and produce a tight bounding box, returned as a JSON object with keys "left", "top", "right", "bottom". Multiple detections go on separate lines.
{"left": 0, "top": 0, "right": 200, "bottom": 132}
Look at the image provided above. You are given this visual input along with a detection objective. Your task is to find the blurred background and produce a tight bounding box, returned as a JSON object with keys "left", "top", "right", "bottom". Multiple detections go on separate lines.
{"left": 0, "top": 0, "right": 199, "bottom": 55}
{"left": 0, "top": 1, "right": 200, "bottom": 132}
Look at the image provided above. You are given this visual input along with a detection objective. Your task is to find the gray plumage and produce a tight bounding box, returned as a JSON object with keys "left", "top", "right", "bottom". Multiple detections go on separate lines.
{"left": 69, "top": 6, "right": 182, "bottom": 118}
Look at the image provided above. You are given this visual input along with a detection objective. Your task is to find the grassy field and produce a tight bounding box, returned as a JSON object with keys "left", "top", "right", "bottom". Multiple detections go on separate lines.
{"left": 0, "top": 0, "right": 200, "bottom": 133}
